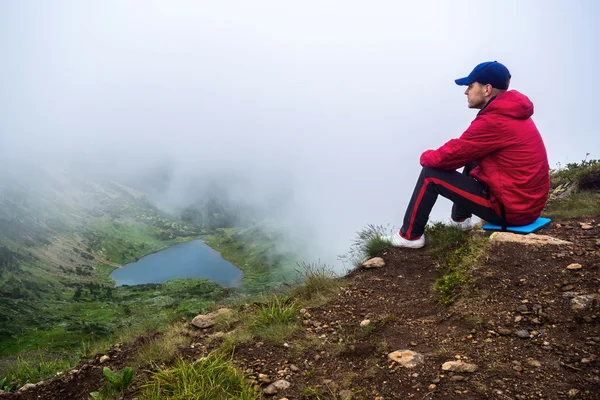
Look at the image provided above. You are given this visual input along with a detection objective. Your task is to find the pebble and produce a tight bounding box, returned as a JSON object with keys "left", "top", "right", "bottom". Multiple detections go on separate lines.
{"left": 527, "top": 358, "right": 542, "bottom": 367}
{"left": 18, "top": 383, "right": 36, "bottom": 391}
{"left": 263, "top": 380, "right": 291, "bottom": 395}
{"left": 388, "top": 350, "right": 425, "bottom": 368}
{"left": 441, "top": 361, "right": 478, "bottom": 373}
{"left": 497, "top": 328, "right": 512, "bottom": 336}
{"left": 567, "top": 263, "right": 583, "bottom": 270}
{"left": 450, "top": 375, "right": 466, "bottom": 381}
{"left": 516, "top": 330, "right": 531, "bottom": 339}
{"left": 516, "top": 305, "right": 529, "bottom": 313}
{"left": 568, "top": 388, "right": 580, "bottom": 397}
{"left": 360, "top": 319, "right": 370, "bottom": 327}
{"left": 99, "top": 355, "right": 110, "bottom": 363}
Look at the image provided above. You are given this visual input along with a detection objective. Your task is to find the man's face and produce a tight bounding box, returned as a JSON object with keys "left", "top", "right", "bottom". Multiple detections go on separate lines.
{"left": 464, "top": 82, "right": 489, "bottom": 109}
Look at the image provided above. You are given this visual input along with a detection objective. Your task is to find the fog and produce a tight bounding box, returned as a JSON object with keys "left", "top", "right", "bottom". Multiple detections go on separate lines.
{"left": 1, "top": 1, "right": 599, "bottom": 269}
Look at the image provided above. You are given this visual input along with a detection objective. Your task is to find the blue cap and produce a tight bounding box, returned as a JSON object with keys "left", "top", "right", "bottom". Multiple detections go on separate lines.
{"left": 455, "top": 61, "right": 511, "bottom": 90}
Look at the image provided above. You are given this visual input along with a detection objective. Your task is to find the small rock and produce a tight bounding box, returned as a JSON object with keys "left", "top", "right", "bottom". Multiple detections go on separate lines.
{"left": 191, "top": 308, "right": 232, "bottom": 329}
{"left": 339, "top": 389, "right": 353, "bottom": 400}
{"left": 388, "top": 350, "right": 425, "bottom": 368}
{"left": 450, "top": 375, "right": 466, "bottom": 381}
{"left": 429, "top": 384, "right": 437, "bottom": 390}
{"left": 290, "top": 364, "right": 300, "bottom": 372}
{"left": 99, "top": 355, "right": 110, "bottom": 363}
{"left": 360, "top": 319, "right": 371, "bottom": 327}
{"left": 527, "top": 358, "right": 542, "bottom": 367}
{"left": 263, "top": 380, "right": 291, "bottom": 395}
{"left": 441, "top": 361, "right": 478, "bottom": 373}
{"left": 581, "top": 358, "right": 591, "bottom": 364}
{"left": 568, "top": 388, "right": 580, "bottom": 397}
{"left": 18, "top": 383, "right": 36, "bottom": 391}
{"left": 571, "top": 294, "right": 600, "bottom": 312}
{"left": 258, "top": 373, "right": 271, "bottom": 384}
{"left": 361, "top": 257, "right": 385, "bottom": 268}
{"left": 497, "top": 327, "right": 512, "bottom": 336}
{"left": 516, "top": 305, "right": 529, "bottom": 313}
{"left": 567, "top": 263, "right": 583, "bottom": 270}
{"left": 580, "top": 223, "right": 593, "bottom": 230}
{"left": 516, "top": 330, "right": 531, "bottom": 339}
{"left": 563, "top": 285, "right": 575, "bottom": 291}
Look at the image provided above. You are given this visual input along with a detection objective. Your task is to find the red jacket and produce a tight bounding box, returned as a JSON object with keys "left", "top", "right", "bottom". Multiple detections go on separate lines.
{"left": 420, "top": 90, "right": 549, "bottom": 225}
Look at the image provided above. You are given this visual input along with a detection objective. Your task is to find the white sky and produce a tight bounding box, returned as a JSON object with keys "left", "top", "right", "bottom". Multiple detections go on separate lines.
{"left": 1, "top": 1, "right": 598, "bottom": 269}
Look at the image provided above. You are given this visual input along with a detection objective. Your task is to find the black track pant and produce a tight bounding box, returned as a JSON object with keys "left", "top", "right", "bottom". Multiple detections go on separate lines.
{"left": 400, "top": 164, "right": 504, "bottom": 239}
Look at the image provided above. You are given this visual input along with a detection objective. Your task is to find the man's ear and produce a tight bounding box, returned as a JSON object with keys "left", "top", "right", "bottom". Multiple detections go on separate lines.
{"left": 485, "top": 84, "right": 493, "bottom": 96}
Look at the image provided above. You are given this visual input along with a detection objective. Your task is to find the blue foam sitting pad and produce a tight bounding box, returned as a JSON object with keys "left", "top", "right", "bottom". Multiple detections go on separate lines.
{"left": 482, "top": 217, "right": 552, "bottom": 234}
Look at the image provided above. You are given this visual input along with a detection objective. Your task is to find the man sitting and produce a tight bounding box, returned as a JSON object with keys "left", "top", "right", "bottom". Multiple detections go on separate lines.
{"left": 390, "top": 61, "right": 550, "bottom": 248}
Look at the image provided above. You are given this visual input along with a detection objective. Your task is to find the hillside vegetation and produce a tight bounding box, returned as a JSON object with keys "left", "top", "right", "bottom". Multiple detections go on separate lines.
{"left": 1, "top": 160, "right": 599, "bottom": 399}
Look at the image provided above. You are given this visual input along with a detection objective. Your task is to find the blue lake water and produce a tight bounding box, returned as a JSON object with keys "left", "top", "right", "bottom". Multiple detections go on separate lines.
{"left": 110, "top": 240, "right": 243, "bottom": 287}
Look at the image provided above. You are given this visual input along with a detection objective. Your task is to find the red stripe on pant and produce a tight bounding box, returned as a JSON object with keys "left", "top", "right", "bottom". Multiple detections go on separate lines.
{"left": 404, "top": 177, "right": 493, "bottom": 239}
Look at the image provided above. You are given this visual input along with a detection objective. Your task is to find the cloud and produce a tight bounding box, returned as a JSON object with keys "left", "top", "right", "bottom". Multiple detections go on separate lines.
{"left": 1, "top": 1, "right": 598, "bottom": 269}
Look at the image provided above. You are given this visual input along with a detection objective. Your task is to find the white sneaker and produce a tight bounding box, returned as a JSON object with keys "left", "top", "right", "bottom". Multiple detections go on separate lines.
{"left": 448, "top": 217, "right": 474, "bottom": 231}
{"left": 385, "top": 231, "right": 425, "bottom": 249}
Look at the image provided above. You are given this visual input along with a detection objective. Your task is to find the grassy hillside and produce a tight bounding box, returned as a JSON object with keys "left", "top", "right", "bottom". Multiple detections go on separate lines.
{"left": 0, "top": 167, "right": 304, "bottom": 378}
{"left": 0, "top": 168, "right": 212, "bottom": 357}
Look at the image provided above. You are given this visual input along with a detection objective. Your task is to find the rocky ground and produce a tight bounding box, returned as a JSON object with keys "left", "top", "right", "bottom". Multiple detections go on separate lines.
{"left": 2, "top": 217, "right": 599, "bottom": 400}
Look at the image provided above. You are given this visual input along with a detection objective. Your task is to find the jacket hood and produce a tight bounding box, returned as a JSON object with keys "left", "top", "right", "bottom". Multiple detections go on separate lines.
{"left": 483, "top": 90, "right": 534, "bottom": 120}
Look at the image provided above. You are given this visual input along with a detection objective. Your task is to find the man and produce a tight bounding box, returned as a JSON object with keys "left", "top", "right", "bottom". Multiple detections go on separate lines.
{"left": 389, "top": 61, "right": 550, "bottom": 248}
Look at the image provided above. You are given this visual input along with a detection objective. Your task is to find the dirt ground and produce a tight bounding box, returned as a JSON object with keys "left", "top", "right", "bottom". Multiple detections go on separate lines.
{"left": 3, "top": 217, "right": 599, "bottom": 400}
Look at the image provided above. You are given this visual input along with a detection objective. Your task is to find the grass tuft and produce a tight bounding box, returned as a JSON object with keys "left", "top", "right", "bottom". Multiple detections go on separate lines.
{"left": 339, "top": 224, "right": 393, "bottom": 267}
{"left": 434, "top": 237, "right": 487, "bottom": 305}
{"left": 543, "top": 191, "right": 600, "bottom": 219}
{"left": 133, "top": 323, "right": 188, "bottom": 368}
{"left": 0, "top": 354, "right": 73, "bottom": 391}
{"left": 290, "top": 262, "right": 344, "bottom": 305}
{"left": 139, "top": 353, "right": 261, "bottom": 400}
{"left": 248, "top": 295, "right": 299, "bottom": 344}
{"left": 424, "top": 222, "right": 468, "bottom": 255}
